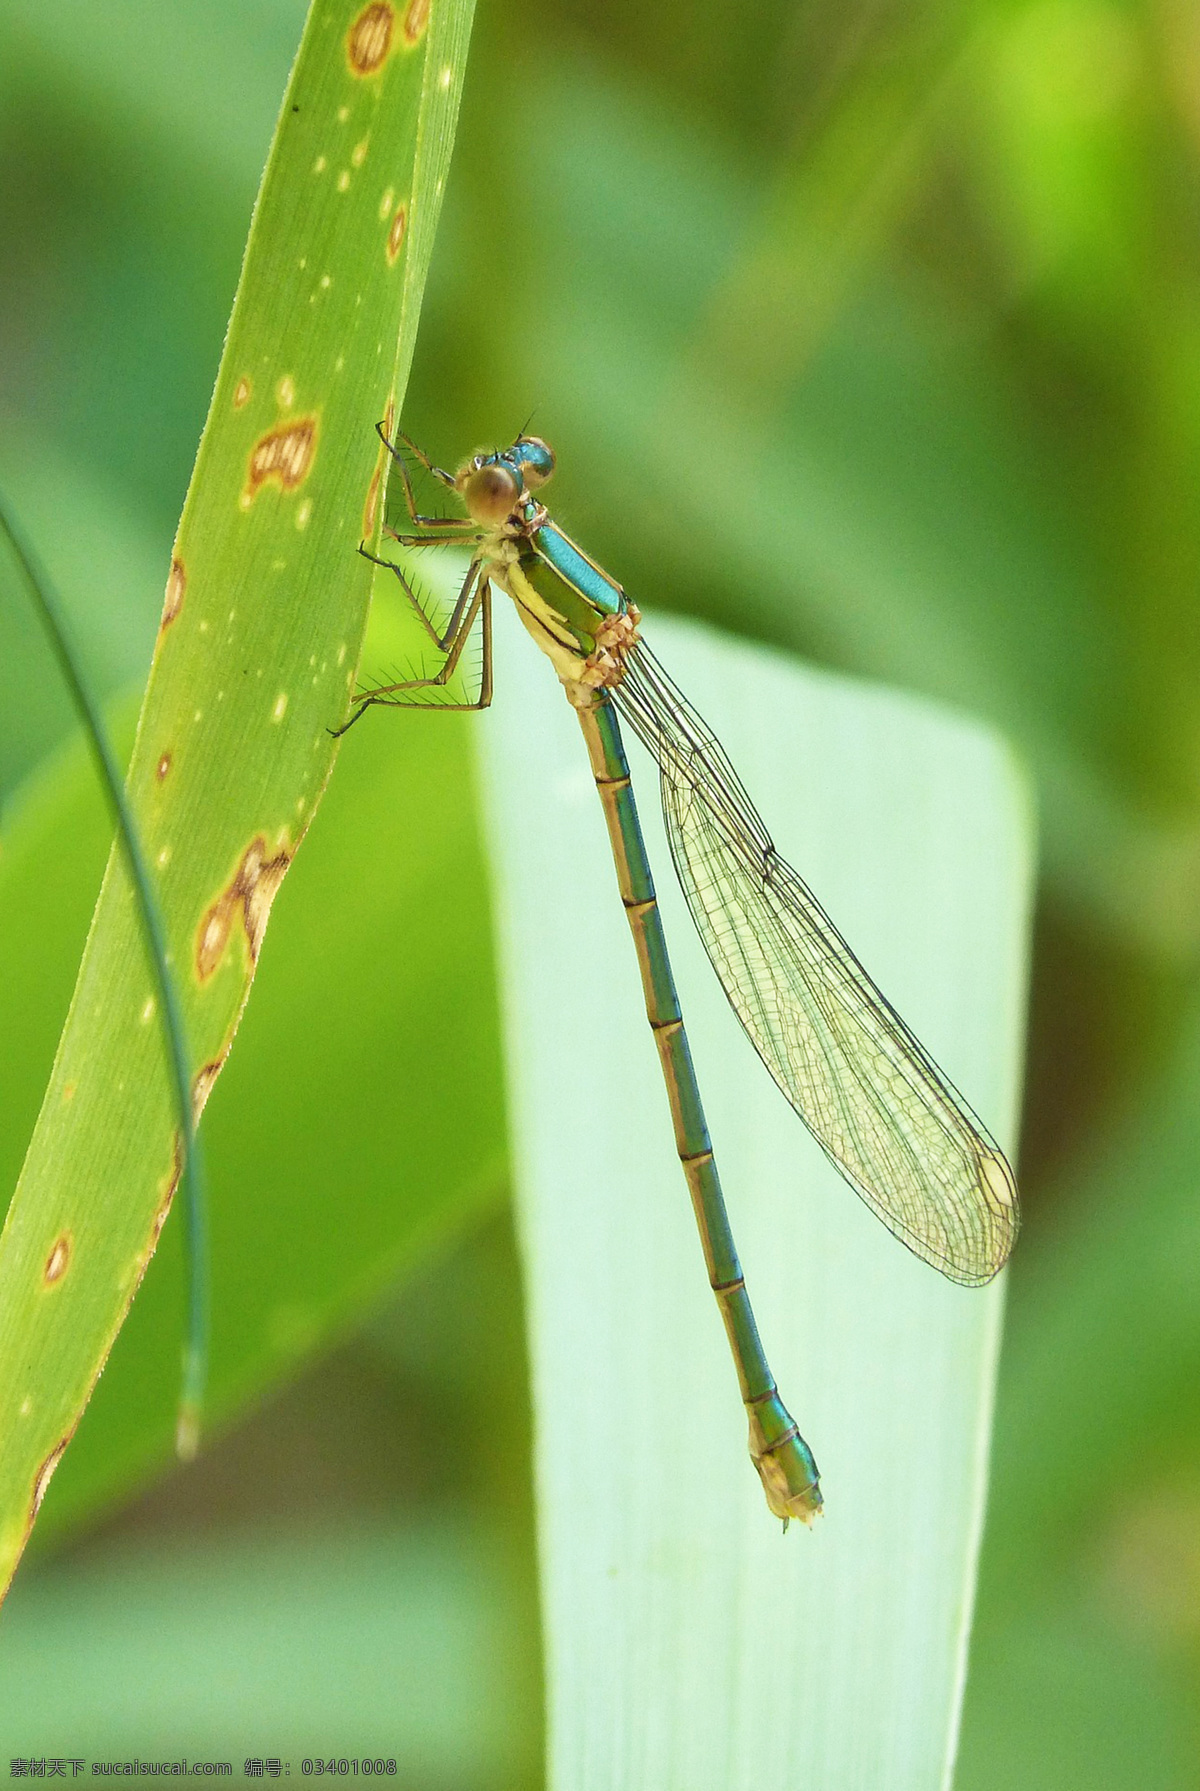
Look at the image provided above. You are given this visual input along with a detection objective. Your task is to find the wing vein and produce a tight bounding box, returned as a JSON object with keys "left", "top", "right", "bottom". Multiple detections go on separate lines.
{"left": 613, "top": 642, "right": 1018, "bottom": 1285}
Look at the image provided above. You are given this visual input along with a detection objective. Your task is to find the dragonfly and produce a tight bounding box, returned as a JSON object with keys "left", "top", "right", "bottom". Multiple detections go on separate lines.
{"left": 336, "top": 424, "right": 1021, "bottom": 1526}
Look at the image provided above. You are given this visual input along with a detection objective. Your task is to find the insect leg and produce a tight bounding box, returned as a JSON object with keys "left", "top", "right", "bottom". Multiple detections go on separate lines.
{"left": 376, "top": 421, "right": 463, "bottom": 528}
{"left": 331, "top": 576, "right": 493, "bottom": 735}
{"left": 358, "top": 545, "right": 484, "bottom": 654}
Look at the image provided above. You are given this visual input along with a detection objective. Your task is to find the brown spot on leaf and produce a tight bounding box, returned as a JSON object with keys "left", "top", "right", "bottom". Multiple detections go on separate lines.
{"left": 43, "top": 1234, "right": 71, "bottom": 1284}
{"left": 156, "top": 752, "right": 172, "bottom": 782}
{"left": 363, "top": 395, "right": 396, "bottom": 537}
{"left": 244, "top": 416, "right": 318, "bottom": 505}
{"left": 233, "top": 376, "right": 252, "bottom": 409}
{"left": 152, "top": 1137, "right": 183, "bottom": 1243}
{"left": 196, "top": 901, "right": 232, "bottom": 981}
{"left": 62, "top": 1081, "right": 76, "bottom": 1103}
{"left": 160, "top": 558, "right": 186, "bottom": 631}
{"left": 362, "top": 395, "right": 397, "bottom": 536}
{"left": 128, "top": 1135, "right": 191, "bottom": 1276}
{"left": 363, "top": 463, "right": 382, "bottom": 540}
{"left": 243, "top": 841, "right": 291, "bottom": 958}
{"left": 31, "top": 1440, "right": 68, "bottom": 1521}
{"left": 386, "top": 202, "right": 407, "bottom": 266}
{"left": 196, "top": 835, "right": 293, "bottom": 983}
{"left": 403, "top": 0, "right": 430, "bottom": 44}
{"left": 191, "top": 1058, "right": 226, "bottom": 1124}
{"left": 347, "top": 2, "right": 394, "bottom": 73}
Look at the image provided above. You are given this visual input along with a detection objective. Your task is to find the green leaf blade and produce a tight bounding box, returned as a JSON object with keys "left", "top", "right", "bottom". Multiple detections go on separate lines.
{"left": 479, "top": 608, "right": 1032, "bottom": 1787}
{"left": 0, "top": 0, "right": 476, "bottom": 1591}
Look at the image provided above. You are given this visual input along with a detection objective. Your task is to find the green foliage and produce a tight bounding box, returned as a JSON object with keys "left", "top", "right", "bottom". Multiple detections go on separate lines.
{"left": 2, "top": 0, "right": 1199, "bottom": 1782}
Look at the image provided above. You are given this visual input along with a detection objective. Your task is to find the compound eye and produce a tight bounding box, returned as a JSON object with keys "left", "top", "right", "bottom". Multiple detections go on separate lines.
{"left": 460, "top": 461, "right": 520, "bottom": 526}
{"left": 518, "top": 437, "right": 556, "bottom": 489}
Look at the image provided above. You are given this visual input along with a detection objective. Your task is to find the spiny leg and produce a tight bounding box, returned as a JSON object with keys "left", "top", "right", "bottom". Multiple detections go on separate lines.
{"left": 332, "top": 578, "right": 493, "bottom": 737}
{"left": 387, "top": 530, "right": 479, "bottom": 547}
{"left": 358, "top": 543, "right": 485, "bottom": 658}
{"left": 376, "top": 420, "right": 465, "bottom": 530}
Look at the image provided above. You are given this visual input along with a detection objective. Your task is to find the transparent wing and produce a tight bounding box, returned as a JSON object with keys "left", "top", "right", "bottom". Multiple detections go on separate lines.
{"left": 613, "top": 644, "right": 1018, "bottom": 1286}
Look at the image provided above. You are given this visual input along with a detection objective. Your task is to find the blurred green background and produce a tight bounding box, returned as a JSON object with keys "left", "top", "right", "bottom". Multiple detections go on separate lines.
{"left": 2, "top": 0, "right": 1200, "bottom": 1783}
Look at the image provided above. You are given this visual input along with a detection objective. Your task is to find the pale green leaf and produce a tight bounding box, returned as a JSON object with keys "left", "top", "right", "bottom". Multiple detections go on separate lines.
{"left": 479, "top": 607, "right": 1032, "bottom": 1788}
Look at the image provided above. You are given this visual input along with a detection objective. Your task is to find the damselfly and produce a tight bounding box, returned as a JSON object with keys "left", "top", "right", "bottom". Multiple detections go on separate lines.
{"left": 336, "top": 426, "right": 1020, "bottom": 1525}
